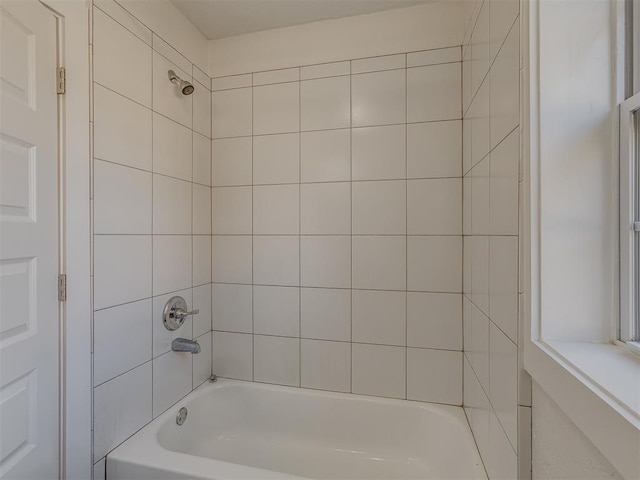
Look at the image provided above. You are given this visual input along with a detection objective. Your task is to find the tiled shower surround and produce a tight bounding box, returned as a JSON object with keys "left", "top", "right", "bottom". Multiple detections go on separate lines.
{"left": 210, "top": 50, "right": 464, "bottom": 402}
{"left": 461, "top": 1, "right": 530, "bottom": 478}
{"left": 90, "top": 2, "right": 212, "bottom": 469}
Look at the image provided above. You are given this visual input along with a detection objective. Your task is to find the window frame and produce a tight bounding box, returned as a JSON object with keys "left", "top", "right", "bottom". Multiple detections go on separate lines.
{"left": 619, "top": 93, "right": 640, "bottom": 348}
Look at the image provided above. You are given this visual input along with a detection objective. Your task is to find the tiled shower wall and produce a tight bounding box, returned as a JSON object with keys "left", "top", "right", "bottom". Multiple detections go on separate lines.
{"left": 461, "top": 0, "right": 531, "bottom": 479}
{"left": 210, "top": 49, "right": 464, "bottom": 403}
{"left": 90, "top": 1, "right": 212, "bottom": 472}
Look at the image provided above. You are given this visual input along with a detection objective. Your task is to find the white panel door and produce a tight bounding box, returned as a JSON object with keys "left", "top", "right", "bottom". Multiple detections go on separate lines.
{"left": 0, "top": 1, "right": 59, "bottom": 478}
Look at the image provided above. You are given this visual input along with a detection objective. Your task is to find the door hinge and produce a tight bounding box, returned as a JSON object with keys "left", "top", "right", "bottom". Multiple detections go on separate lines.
{"left": 57, "top": 67, "right": 65, "bottom": 94}
{"left": 58, "top": 274, "right": 67, "bottom": 302}
{"left": 633, "top": 222, "right": 640, "bottom": 232}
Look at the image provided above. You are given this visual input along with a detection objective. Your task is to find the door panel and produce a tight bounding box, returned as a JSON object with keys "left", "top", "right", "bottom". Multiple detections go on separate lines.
{"left": 0, "top": 1, "right": 59, "bottom": 478}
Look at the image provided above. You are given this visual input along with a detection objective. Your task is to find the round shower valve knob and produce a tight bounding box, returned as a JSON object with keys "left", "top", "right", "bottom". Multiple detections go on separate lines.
{"left": 163, "top": 296, "right": 199, "bottom": 331}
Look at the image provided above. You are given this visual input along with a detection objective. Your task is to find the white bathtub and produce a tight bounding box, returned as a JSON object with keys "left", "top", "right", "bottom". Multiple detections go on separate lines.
{"left": 107, "top": 379, "right": 487, "bottom": 480}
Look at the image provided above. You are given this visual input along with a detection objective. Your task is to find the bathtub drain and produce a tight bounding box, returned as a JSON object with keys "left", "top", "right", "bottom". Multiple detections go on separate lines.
{"left": 176, "top": 407, "right": 188, "bottom": 426}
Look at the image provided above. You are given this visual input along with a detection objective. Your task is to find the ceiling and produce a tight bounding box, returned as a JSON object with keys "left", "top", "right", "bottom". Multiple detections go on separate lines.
{"left": 171, "top": 0, "right": 433, "bottom": 40}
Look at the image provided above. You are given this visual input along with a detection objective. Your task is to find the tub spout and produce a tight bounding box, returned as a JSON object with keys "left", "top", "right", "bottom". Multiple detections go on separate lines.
{"left": 172, "top": 338, "right": 201, "bottom": 354}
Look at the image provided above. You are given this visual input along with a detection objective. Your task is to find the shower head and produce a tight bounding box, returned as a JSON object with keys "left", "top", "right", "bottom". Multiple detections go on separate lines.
{"left": 168, "top": 70, "right": 194, "bottom": 96}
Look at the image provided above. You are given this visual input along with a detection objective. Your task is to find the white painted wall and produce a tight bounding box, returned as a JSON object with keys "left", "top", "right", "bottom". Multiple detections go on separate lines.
{"left": 532, "top": 384, "right": 624, "bottom": 480}
{"left": 207, "top": 1, "right": 464, "bottom": 77}
{"left": 537, "top": 0, "right": 619, "bottom": 342}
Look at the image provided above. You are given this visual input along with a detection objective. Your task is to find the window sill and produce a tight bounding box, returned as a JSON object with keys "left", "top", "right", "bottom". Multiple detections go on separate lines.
{"left": 525, "top": 339, "right": 640, "bottom": 480}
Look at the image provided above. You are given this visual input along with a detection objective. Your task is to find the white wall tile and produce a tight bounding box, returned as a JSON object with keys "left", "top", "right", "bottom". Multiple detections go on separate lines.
{"left": 212, "top": 137, "right": 252, "bottom": 186}
{"left": 488, "top": 410, "right": 518, "bottom": 479}
{"left": 352, "top": 343, "right": 405, "bottom": 399}
{"left": 94, "top": 235, "right": 152, "bottom": 310}
{"left": 193, "top": 184, "right": 211, "bottom": 235}
{"left": 464, "top": 298, "right": 490, "bottom": 392}
{"left": 490, "top": 236, "right": 518, "bottom": 343}
{"left": 192, "top": 284, "right": 212, "bottom": 338}
{"left": 352, "top": 236, "right": 406, "bottom": 291}
{"left": 93, "top": 84, "right": 152, "bottom": 171}
{"left": 254, "top": 335, "right": 300, "bottom": 386}
{"left": 153, "top": 175, "right": 191, "bottom": 234}
{"left": 93, "top": 299, "right": 152, "bottom": 386}
{"left": 464, "top": 356, "right": 491, "bottom": 463}
{"left": 94, "top": 0, "right": 151, "bottom": 45}
{"left": 212, "top": 236, "right": 252, "bottom": 284}
{"left": 352, "top": 290, "right": 406, "bottom": 346}
{"left": 352, "top": 54, "right": 405, "bottom": 74}
{"left": 253, "top": 67, "right": 299, "bottom": 86}
{"left": 352, "top": 181, "right": 406, "bottom": 235}
{"left": 407, "top": 236, "right": 462, "bottom": 293}
{"left": 212, "top": 283, "right": 252, "bottom": 333}
{"left": 153, "top": 235, "right": 192, "bottom": 295}
{"left": 407, "top": 292, "right": 462, "bottom": 350}
{"left": 301, "top": 339, "right": 350, "bottom": 392}
{"left": 193, "top": 235, "right": 212, "bottom": 286}
{"left": 407, "top": 62, "right": 461, "bottom": 122}
{"left": 212, "top": 186, "right": 252, "bottom": 234}
{"left": 463, "top": 356, "right": 491, "bottom": 459}
{"left": 253, "top": 185, "right": 299, "bottom": 234}
{"left": 93, "top": 459, "right": 105, "bottom": 480}
{"left": 152, "top": 35, "right": 191, "bottom": 76}
{"left": 193, "top": 133, "right": 211, "bottom": 186}
{"left": 193, "top": 332, "right": 212, "bottom": 387}
{"left": 153, "top": 52, "right": 192, "bottom": 128}
{"left": 470, "top": 1, "right": 490, "bottom": 97}
{"left": 490, "top": 22, "right": 519, "bottom": 149}
{"left": 253, "top": 236, "right": 299, "bottom": 286}
{"left": 300, "top": 129, "right": 351, "bottom": 183}
{"left": 468, "top": 235, "right": 490, "bottom": 314}
{"left": 193, "top": 81, "right": 212, "bottom": 138}
{"left": 212, "top": 87, "right": 252, "bottom": 138}
{"left": 470, "top": 157, "right": 491, "bottom": 235}
{"left": 300, "top": 61, "right": 350, "bottom": 80}
{"left": 407, "top": 179, "right": 462, "bottom": 235}
{"left": 152, "top": 288, "right": 193, "bottom": 357}
{"left": 193, "top": 66, "right": 210, "bottom": 90}
{"left": 489, "top": 323, "right": 518, "bottom": 451}
{"left": 489, "top": 0, "right": 519, "bottom": 63}
{"left": 253, "top": 82, "right": 299, "bottom": 135}
{"left": 212, "top": 74, "right": 252, "bottom": 91}
{"left": 407, "top": 121, "right": 461, "bottom": 179}
{"left": 300, "top": 76, "right": 350, "bottom": 131}
{"left": 152, "top": 351, "right": 192, "bottom": 417}
{"left": 253, "top": 133, "right": 300, "bottom": 185}
{"left": 300, "top": 236, "right": 351, "bottom": 288}
{"left": 301, "top": 288, "right": 351, "bottom": 341}
{"left": 94, "top": 160, "right": 152, "bottom": 234}
{"left": 407, "top": 348, "right": 462, "bottom": 405}
{"left": 407, "top": 47, "right": 461, "bottom": 67}
{"left": 470, "top": 77, "right": 490, "bottom": 169}
{"left": 213, "top": 332, "right": 253, "bottom": 380}
{"left": 352, "top": 125, "right": 406, "bottom": 181}
{"left": 153, "top": 113, "right": 192, "bottom": 181}
{"left": 93, "top": 9, "right": 151, "bottom": 107}
{"left": 490, "top": 129, "right": 519, "bottom": 235}
{"left": 352, "top": 69, "right": 406, "bottom": 127}
{"left": 253, "top": 285, "right": 300, "bottom": 337}
{"left": 93, "top": 362, "right": 151, "bottom": 461}
{"left": 300, "top": 183, "right": 350, "bottom": 234}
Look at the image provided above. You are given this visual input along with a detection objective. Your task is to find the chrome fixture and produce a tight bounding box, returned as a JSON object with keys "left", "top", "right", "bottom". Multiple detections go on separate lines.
{"left": 163, "top": 296, "right": 199, "bottom": 331}
{"left": 168, "top": 69, "right": 194, "bottom": 95}
{"left": 172, "top": 337, "right": 201, "bottom": 354}
{"left": 176, "top": 407, "right": 188, "bottom": 426}
{"left": 209, "top": 374, "right": 218, "bottom": 383}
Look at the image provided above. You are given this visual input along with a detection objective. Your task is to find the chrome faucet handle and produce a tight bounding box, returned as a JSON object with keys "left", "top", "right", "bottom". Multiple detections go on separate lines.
{"left": 163, "top": 296, "right": 198, "bottom": 331}
{"left": 175, "top": 308, "right": 199, "bottom": 319}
